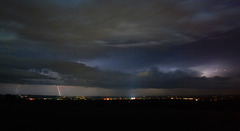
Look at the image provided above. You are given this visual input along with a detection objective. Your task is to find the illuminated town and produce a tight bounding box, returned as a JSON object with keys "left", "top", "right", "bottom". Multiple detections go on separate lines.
{"left": 13, "top": 95, "right": 240, "bottom": 102}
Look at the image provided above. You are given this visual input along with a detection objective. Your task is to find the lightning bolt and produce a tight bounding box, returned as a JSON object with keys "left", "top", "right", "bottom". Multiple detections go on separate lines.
{"left": 56, "top": 86, "right": 61, "bottom": 96}
{"left": 16, "top": 84, "right": 21, "bottom": 94}
{"left": 214, "top": 65, "right": 219, "bottom": 72}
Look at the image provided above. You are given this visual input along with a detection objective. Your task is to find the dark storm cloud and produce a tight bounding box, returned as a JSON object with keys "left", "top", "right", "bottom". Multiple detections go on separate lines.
{"left": 82, "top": 28, "right": 240, "bottom": 73}
{"left": 1, "top": 0, "right": 240, "bottom": 48}
{"left": 1, "top": 56, "right": 239, "bottom": 90}
{"left": 134, "top": 68, "right": 240, "bottom": 89}
{"left": 0, "top": 0, "right": 240, "bottom": 92}
{"left": 1, "top": 0, "right": 240, "bottom": 61}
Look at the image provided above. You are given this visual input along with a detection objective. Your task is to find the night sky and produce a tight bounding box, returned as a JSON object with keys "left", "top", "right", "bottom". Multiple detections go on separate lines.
{"left": 1, "top": 0, "right": 240, "bottom": 96}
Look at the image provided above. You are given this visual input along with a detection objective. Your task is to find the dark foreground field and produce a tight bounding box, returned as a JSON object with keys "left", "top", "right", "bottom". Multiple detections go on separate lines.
{"left": 1, "top": 100, "right": 240, "bottom": 131}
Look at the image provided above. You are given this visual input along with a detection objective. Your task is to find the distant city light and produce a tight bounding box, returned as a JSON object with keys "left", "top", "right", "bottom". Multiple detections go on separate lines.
{"left": 14, "top": 95, "right": 239, "bottom": 102}
{"left": 131, "top": 97, "right": 136, "bottom": 100}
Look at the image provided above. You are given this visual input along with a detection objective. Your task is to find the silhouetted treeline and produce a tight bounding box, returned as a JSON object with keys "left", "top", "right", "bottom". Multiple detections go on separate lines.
{"left": 0, "top": 94, "right": 17, "bottom": 102}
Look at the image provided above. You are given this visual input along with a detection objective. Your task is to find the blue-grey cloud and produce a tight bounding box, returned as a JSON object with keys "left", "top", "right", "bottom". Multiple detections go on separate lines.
{"left": 0, "top": 0, "right": 240, "bottom": 93}
{"left": 0, "top": 57, "right": 239, "bottom": 90}
{"left": 1, "top": 0, "right": 240, "bottom": 47}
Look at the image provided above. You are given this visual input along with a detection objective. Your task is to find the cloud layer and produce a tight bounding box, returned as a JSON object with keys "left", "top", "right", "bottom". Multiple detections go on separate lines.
{"left": 1, "top": 0, "right": 240, "bottom": 47}
{"left": 1, "top": 56, "right": 240, "bottom": 90}
{"left": 0, "top": 0, "right": 240, "bottom": 93}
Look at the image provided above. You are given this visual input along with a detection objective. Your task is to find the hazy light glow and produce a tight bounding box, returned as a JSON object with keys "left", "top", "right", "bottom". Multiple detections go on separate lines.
{"left": 190, "top": 64, "right": 229, "bottom": 78}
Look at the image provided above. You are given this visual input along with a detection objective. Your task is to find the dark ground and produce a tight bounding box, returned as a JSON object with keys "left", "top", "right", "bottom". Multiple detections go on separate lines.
{"left": 1, "top": 99, "right": 240, "bottom": 131}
